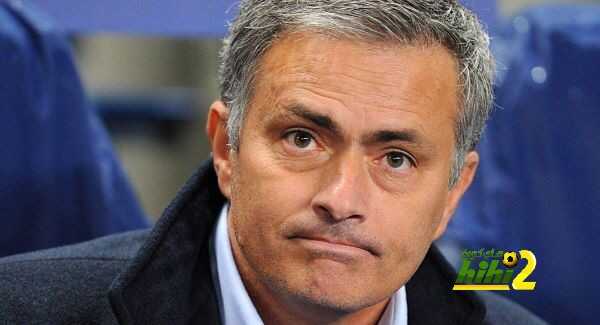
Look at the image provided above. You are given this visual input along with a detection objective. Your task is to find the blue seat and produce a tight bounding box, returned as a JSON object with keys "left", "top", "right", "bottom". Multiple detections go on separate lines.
{"left": 445, "top": 5, "right": 600, "bottom": 324}
{"left": 0, "top": 1, "right": 149, "bottom": 258}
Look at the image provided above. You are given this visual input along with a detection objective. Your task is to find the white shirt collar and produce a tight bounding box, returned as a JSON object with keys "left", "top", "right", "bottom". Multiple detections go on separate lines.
{"left": 215, "top": 203, "right": 264, "bottom": 325}
{"left": 214, "top": 204, "right": 408, "bottom": 325}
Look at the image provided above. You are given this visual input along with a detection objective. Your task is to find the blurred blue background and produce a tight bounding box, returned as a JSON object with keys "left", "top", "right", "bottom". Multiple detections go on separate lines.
{"left": 28, "top": 0, "right": 497, "bottom": 37}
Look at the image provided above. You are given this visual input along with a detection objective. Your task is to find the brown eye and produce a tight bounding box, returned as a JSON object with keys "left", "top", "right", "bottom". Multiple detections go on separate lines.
{"left": 289, "top": 131, "right": 314, "bottom": 149}
{"left": 385, "top": 152, "right": 413, "bottom": 170}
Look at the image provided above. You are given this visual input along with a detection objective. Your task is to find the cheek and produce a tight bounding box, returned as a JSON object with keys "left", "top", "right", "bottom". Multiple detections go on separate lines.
{"left": 229, "top": 148, "right": 318, "bottom": 247}
{"left": 374, "top": 190, "right": 448, "bottom": 264}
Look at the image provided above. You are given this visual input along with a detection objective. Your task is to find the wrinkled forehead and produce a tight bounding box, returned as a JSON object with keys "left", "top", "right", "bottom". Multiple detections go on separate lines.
{"left": 251, "top": 32, "right": 459, "bottom": 120}
{"left": 259, "top": 30, "right": 458, "bottom": 75}
{"left": 245, "top": 32, "right": 459, "bottom": 157}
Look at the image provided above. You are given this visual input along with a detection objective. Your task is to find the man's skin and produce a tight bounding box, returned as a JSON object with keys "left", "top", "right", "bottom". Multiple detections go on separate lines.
{"left": 206, "top": 32, "right": 479, "bottom": 325}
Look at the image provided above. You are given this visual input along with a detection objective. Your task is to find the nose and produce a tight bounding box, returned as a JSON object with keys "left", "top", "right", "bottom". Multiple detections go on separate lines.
{"left": 311, "top": 151, "right": 369, "bottom": 222}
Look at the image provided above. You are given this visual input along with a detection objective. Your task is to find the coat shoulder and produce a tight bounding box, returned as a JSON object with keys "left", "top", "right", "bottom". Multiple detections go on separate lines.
{"left": 479, "top": 291, "right": 548, "bottom": 325}
{"left": 0, "top": 229, "right": 150, "bottom": 324}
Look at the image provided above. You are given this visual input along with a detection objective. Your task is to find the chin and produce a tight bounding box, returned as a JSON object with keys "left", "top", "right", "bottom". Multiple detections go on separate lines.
{"left": 266, "top": 270, "right": 385, "bottom": 314}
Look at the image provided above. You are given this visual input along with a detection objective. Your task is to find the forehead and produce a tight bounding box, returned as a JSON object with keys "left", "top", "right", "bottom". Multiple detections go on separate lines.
{"left": 249, "top": 32, "right": 459, "bottom": 147}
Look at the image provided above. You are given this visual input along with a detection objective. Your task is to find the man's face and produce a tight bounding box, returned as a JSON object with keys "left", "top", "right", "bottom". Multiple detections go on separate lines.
{"left": 209, "top": 32, "right": 478, "bottom": 315}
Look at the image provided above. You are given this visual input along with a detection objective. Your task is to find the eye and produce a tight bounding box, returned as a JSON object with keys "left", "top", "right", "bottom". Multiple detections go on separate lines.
{"left": 284, "top": 130, "right": 317, "bottom": 150}
{"left": 384, "top": 151, "right": 415, "bottom": 171}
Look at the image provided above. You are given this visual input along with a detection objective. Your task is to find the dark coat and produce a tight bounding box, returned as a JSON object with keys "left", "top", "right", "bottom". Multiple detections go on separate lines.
{"left": 0, "top": 160, "right": 547, "bottom": 324}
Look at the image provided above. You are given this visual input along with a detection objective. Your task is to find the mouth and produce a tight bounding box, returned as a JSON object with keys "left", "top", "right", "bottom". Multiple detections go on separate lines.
{"left": 290, "top": 235, "right": 378, "bottom": 261}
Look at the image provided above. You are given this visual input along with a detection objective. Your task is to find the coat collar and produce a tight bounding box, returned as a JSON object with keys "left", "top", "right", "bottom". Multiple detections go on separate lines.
{"left": 108, "top": 159, "right": 225, "bottom": 324}
{"left": 108, "top": 159, "right": 485, "bottom": 324}
{"left": 406, "top": 245, "right": 486, "bottom": 324}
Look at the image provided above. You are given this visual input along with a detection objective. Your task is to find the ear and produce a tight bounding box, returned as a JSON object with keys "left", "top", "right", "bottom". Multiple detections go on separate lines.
{"left": 206, "top": 100, "right": 234, "bottom": 199}
{"left": 432, "top": 151, "right": 479, "bottom": 240}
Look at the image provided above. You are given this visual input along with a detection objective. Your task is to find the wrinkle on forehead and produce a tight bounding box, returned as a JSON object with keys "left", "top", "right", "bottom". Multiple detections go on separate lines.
{"left": 253, "top": 32, "right": 458, "bottom": 118}
{"left": 247, "top": 31, "right": 459, "bottom": 160}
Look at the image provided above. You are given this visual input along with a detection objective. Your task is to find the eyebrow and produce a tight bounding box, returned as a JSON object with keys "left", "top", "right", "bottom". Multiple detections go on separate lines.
{"left": 279, "top": 103, "right": 430, "bottom": 149}
{"left": 287, "top": 104, "right": 342, "bottom": 136}
{"left": 361, "top": 129, "right": 422, "bottom": 147}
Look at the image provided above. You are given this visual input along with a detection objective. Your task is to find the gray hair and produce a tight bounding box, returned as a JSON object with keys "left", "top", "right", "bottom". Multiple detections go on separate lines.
{"left": 219, "top": 0, "right": 495, "bottom": 187}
